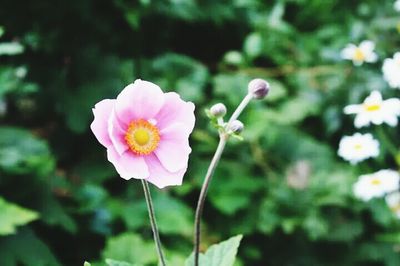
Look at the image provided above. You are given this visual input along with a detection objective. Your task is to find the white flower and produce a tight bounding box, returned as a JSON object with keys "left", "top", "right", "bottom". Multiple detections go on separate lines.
{"left": 341, "top": 40, "right": 378, "bottom": 66}
{"left": 386, "top": 191, "right": 400, "bottom": 218}
{"left": 338, "top": 133, "right": 379, "bottom": 164}
{"left": 383, "top": 52, "right": 400, "bottom": 89}
{"left": 395, "top": 0, "right": 400, "bottom": 11}
{"left": 344, "top": 90, "right": 400, "bottom": 128}
{"left": 353, "top": 169, "right": 400, "bottom": 201}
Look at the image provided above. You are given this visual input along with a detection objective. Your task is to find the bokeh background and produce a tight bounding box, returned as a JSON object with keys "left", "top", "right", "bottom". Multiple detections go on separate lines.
{"left": 1, "top": 0, "right": 400, "bottom": 265}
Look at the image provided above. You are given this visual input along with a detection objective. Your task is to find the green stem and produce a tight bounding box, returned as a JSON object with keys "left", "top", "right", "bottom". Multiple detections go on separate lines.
{"left": 141, "top": 180, "right": 167, "bottom": 266}
{"left": 376, "top": 126, "right": 398, "bottom": 162}
{"left": 193, "top": 93, "right": 253, "bottom": 266}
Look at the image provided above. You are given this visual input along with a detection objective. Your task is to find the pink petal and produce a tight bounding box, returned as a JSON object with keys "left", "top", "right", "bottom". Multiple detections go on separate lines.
{"left": 107, "top": 147, "right": 149, "bottom": 180}
{"left": 159, "top": 122, "right": 191, "bottom": 141}
{"left": 154, "top": 139, "right": 191, "bottom": 173}
{"left": 115, "top": 80, "right": 165, "bottom": 125}
{"left": 145, "top": 154, "right": 186, "bottom": 189}
{"left": 108, "top": 110, "right": 129, "bottom": 155}
{"left": 155, "top": 92, "right": 195, "bottom": 132}
{"left": 90, "top": 99, "right": 115, "bottom": 147}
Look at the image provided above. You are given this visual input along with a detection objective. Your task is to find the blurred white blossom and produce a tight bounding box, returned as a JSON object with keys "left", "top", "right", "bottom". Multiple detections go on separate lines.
{"left": 353, "top": 170, "right": 400, "bottom": 201}
{"left": 395, "top": 0, "right": 400, "bottom": 11}
{"left": 344, "top": 90, "right": 400, "bottom": 128}
{"left": 338, "top": 133, "right": 379, "bottom": 164}
{"left": 386, "top": 191, "right": 400, "bottom": 218}
{"left": 383, "top": 52, "right": 400, "bottom": 89}
{"left": 341, "top": 40, "right": 378, "bottom": 66}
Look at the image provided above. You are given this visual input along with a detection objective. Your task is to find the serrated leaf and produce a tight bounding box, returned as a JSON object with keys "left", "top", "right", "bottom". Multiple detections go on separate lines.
{"left": 185, "top": 235, "right": 243, "bottom": 266}
{"left": 0, "top": 197, "right": 39, "bottom": 235}
{"left": 102, "top": 233, "right": 157, "bottom": 265}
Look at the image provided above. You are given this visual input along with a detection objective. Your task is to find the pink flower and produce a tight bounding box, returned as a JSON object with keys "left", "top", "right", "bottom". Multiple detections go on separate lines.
{"left": 90, "top": 79, "right": 195, "bottom": 188}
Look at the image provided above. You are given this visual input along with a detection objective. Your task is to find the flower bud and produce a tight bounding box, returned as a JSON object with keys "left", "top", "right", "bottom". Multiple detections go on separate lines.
{"left": 228, "top": 120, "right": 244, "bottom": 134}
{"left": 248, "top": 78, "right": 270, "bottom": 99}
{"left": 210, "top": 103, "right": 227, "bottom": 118}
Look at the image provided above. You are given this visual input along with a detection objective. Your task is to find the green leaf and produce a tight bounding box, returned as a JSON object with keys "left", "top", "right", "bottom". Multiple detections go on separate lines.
{"left": 223, "top": 51, "right": 244, "bottom": 66}
{"left": 185, "top": 235, "right": 243, "bottom": 266}
{"left": 102, "top": 233, "right": 157, "bottom": 265}
{"left": 105, "top": 258, "right": 137, "bottom": 266}
{"left": 38, "top": 190, "right": 77, "bottom": 233}
{"left": 0, "top": 127, "right": 55, "bottom": 176}
{"left": 153, "top": 192, "right": 194, "bottom": 236}
{"left": 213, "top": 73, "right": 250, "bottom": 105}
{"left": 244, "top": 32, "right": 263, "bottom": 59}
{"left": 264, "top": 79, "right": 287, "bottom": 102}
{"left": 209, "top": 161, "right": 263, "bottom": 215}
{"left": 0, "top": 197, "right": 39, "bottom": 235}
{"left": 0, "top": 228, "right": 60, "bottom": 266}
{"left": 146, "top": 53, "right": 209, "bottom": 102}
{"left": 84, "top": 262, "right": 91, "bottom": 266}
{"left": 0, "top": 42, "right": 24, "bottom": 55}
{"left": 58, "top": 50, "right": 133, "bottom": 133}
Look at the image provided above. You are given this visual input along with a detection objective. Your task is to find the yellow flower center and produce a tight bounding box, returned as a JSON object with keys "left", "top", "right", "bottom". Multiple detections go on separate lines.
{"left": 353, "top": 48, "right": 365, "bottom": 61}
{"left": 354, "top": 144, "right": 363, "bottom": 150}
{"left": 364, "top": 104, "right": 381, "bottom": 112}
{"left": 370, "top": 178, "right": 381, "bottom": 186}
{"left": 125, "top": 119, "right": 160, "bottom": 155}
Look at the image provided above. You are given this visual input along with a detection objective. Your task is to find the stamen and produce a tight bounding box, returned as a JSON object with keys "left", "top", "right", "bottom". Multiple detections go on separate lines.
{"left": 354, "top": 144, "right": 363, "bottom": 150}
{"left": 370, "top": 179, "right": 381, "bottom": 186}
{"left": 125, "top": 119, "right": 160, "bottom": 155}
{"left": 364, "top": 104, "right": 381, "bottom": 112}
{"left": 353, "top": 48, "right": 365, "bottom": 61}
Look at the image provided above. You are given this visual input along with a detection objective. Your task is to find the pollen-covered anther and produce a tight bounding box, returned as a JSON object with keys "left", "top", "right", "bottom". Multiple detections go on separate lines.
{"left": 125, "top": 119, "right": 160, "bottom": 155}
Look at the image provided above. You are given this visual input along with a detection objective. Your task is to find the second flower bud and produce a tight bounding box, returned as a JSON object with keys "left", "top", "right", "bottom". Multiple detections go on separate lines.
{"left": 210, "top": 103, "right": 227, "bottom": 118}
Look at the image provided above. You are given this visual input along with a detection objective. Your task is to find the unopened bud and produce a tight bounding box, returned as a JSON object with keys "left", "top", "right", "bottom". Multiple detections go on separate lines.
{"left": 210, "top": 103, "right": 227, "bottom": 118}
{"left": 248, "top": 78, "right": 270, "bottom": 99}
{"left": 228, "top": 120, "right": 244, "bottom": 134}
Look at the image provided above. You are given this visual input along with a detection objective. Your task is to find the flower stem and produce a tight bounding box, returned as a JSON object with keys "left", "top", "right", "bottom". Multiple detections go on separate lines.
{"left": 193, "top": 93, "right": 253, "bottom": 266}
{"left": 141, "top": 179, "right": 167, "bottom": 266}
{"left": 227, "top": 94, "right": 253, "bottom": 124}
{"left": 376, "top": 126, "right": 398, "bottom": 162}
{"left": 193, "top": 135, "right": 227, "bottom": 265}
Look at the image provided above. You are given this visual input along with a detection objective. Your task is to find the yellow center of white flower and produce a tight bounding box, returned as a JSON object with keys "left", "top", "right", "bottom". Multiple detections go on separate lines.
{"left": 354, "top": 144, "right": 363, "bottom": 150}
{"left": 364, "top": 104, "right": 381, "bottom": 112}
{"left": 125, "top": 119, "right": 160, "bottom": 155}
{"left": 370, "top": 178, "right": 381, "bottom": 186}
{"left": 353, "top": 48, "right": 365, "bottom": 61}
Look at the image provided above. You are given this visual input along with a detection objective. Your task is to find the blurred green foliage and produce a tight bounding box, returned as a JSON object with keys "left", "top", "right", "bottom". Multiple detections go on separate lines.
{"left": 0, "top": 0, "right": 400, "bottom": 265}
